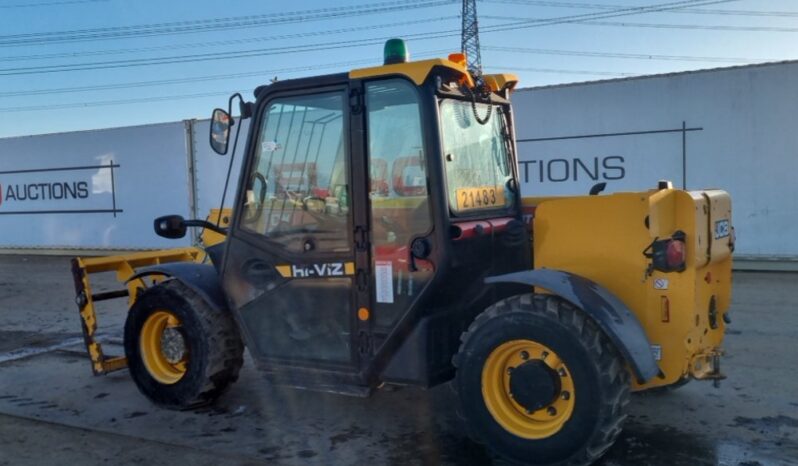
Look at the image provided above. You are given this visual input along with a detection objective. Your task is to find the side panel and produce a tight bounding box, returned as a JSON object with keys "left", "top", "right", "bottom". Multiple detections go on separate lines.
{"left": 129, "top": 263, "right": 226, "bottom": 312}
{"left": 530, "top": 190, "right": 732, "bottom": 389}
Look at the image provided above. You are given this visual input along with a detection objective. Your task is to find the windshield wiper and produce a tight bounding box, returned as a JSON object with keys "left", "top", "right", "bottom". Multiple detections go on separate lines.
{"left": 498, "top": 109, "right": 516, "bottom": 185}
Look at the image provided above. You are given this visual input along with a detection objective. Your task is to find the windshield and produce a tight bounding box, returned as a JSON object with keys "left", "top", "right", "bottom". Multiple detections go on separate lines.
{"left": 440, "top": 99, "right": 514, "bottom": 215}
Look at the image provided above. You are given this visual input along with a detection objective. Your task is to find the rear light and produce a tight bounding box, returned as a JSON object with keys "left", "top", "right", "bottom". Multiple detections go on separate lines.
{"left": 666, "top": 239, "right": 686, "bottom": 270}
{"left": 644, "top": 230, "right": 687, "bottom": 273}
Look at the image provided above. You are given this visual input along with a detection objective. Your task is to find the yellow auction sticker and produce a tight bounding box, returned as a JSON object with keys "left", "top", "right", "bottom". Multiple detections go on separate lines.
{"left": 455, "top": 186, "right": 504, "bottom": 211}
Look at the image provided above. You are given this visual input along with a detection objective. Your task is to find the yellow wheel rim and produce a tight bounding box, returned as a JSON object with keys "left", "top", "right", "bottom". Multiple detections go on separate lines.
{"left": 482, "top": 339, "right": 575, "bottom": 439}
{"left": 139, "top": 310, "right": 188, "bottom": 385}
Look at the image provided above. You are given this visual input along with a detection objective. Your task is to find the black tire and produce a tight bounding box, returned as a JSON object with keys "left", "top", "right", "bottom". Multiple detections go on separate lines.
{"left": 124, "top": 280, "right": 244, "bottom": 409}
{"left": 453, "top": 294, "right": 630, "bottom": 466}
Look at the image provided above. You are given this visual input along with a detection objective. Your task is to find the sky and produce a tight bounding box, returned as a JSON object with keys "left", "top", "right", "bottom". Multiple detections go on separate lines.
{"left": 0, "top": 0, "right": 796, "bottom": 138}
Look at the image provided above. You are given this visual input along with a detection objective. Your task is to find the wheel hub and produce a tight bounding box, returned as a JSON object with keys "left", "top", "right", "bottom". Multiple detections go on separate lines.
{"left": 139, "top": 310, "right": 188, "bottom": 385}
{"left": 481, "top": 339, "right": 576, "bottom": 439}
{"left": 160, "top": 327, "right": 186, "bottom": 364}
{"left": 508, "top": 360, "right": 561, "bottom": 412}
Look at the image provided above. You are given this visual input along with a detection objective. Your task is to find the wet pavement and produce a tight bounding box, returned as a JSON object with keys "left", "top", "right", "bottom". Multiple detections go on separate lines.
{"left": 0, "top": 255, "right": 796, "bottom": 465}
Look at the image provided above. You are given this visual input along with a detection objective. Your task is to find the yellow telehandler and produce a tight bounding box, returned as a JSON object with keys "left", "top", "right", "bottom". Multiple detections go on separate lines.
{"left": 72, "top": 40, "right": 733, "bottom": 465}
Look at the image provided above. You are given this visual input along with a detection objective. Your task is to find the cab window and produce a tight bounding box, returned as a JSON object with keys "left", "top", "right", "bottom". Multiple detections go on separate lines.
{"left": 366, "top": 79, "right": 433, "bottom": 328}
{"left": 440, "top": 100, "right": 513, "bottom": 215}
{"left": 240, "top": 91, "right": 350, "bottom": 253}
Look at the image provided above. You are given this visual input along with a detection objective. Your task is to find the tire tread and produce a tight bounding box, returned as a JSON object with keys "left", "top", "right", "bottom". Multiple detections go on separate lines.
{"left": 167, "top": 280, "right": 244, "bottom": 407}
{"left": 453, "top": 294, "right": 631, "bottom": 466}
{"left": 127, "top": 280, "right": 244, "bottom": 409}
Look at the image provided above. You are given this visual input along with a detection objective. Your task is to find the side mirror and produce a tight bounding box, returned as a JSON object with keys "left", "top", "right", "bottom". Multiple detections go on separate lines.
{"left": 210, "top": 108, "right": 232, "bottom": 155}
{"left": 154, "top": 215, "right": 187, "bottom": 239}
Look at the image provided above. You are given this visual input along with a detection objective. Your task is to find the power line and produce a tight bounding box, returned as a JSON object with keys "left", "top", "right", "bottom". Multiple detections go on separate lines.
{"left": 0, "top": 66, "right": 359, "bottom": 98}
{"left": 485, "top": 14, "right": 798, "bottom": 32}
{"left": 0, "top": 0, "right": 735, "bottom": 76}
{"left": 0, "top": 35, "right": 432, "bottom": 76}
{"left": 0, "top": 90, "right": 244, "bottom": 113}
{"left": 579, "top": 20, "right": 798, "bottom": 33}
{"left": 485, "top": 64, "right": 635, "bottom": 76}
{"left": 483, "top": 45, "right": 762, "bottom": 63}
{"left": 480, "top": 0, "right": 798, "bottom": 18}
{"left": 0, "top": 61, "right": 637, "bottom": 113}
{"left": 8, "top": 1, "right": 744, "bottom": 67}
{"left": 478, "top": 0, "right": 736, "bottom": 34}
{"left": 0, "top": 0, "right": 726, "bottom": 50}
{"left": 0, "top": 0, "right": 454, "bottom": 47}
{"left": 0, "top": 50, "right": 452, "bottom": 98}
{"left": 0, "top": 0, "right": 742, "bottom": 111}
{"left": 0, "top": 0, "right": 108, "bottom": 8}
{"left": 0, "top": 51, "right": 456, "bottom": 111}
{"left": 1, "top": 0, "right": 447, "bottom": 39}
{"left": 0, "top": 17, "right": 456, "bottom": 63}
{"left": 0, "top": 27, "right": 465, "bottom": 76}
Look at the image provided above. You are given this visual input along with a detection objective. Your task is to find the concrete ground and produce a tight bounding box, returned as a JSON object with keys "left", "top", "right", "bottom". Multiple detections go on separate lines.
{"left": 0, "top": 254, "right": 796, "bottom": 466}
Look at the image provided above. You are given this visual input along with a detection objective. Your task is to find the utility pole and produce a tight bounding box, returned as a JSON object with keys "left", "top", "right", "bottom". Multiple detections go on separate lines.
{"left": 461, "top": 0, "right": 483, "bottom": 80}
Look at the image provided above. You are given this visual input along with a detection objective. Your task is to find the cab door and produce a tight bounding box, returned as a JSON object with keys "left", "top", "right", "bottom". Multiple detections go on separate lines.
{"left": 221, "top": 85, "right": 368, "bottom": 379}
{"left": 362, "top": 79, "right": 435, "bottom": 335}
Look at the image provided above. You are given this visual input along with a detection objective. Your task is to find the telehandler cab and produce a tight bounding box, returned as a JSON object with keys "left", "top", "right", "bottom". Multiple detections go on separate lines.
{"left": 72, "top": 40, "right": 734, "bottom": 465}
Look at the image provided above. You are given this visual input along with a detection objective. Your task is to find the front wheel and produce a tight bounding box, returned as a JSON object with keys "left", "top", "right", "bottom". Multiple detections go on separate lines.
{"left": 453, "top": 294, "right": 630, "bottom": 465}
{"left": 124, "top": 280, "right": 244, "bottom": 409}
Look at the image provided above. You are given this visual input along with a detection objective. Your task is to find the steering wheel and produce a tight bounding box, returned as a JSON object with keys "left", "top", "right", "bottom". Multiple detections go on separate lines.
{"left": 302, "top": 196, "right": 327, "bottom": 213}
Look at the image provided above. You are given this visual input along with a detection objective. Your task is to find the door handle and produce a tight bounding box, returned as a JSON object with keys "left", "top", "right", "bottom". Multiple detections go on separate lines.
{"left": 241, "top": 259, "right": 276, "bottom": 282}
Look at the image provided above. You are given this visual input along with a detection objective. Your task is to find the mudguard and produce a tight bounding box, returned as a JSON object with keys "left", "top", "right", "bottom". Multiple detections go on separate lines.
{"left": 128, "top": 262, "right": 227, "bottom": 312}
{"left": 485, "top": 269, "right": 660, "bottom": 383}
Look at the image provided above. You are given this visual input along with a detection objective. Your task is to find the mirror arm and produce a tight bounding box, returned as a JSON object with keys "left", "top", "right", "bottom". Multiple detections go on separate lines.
{"left": 184, "top": 219, "right": 228, "bottom": 235}
{"left": 227, "top": 93, "right": 244, "bottom": 123}
{"left": 239, "top": 100, "right": 254, "bottom": 119}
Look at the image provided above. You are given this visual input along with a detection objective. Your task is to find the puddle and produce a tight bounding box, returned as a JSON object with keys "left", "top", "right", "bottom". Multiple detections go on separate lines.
{"left": 0, "top": 330, "right": 81, "bottom": 353}
{"left": 733, "top": 416, "right": 798, "bottom": 436}
{"left": 601, "top": 422, "right": 796, "bottom": 466}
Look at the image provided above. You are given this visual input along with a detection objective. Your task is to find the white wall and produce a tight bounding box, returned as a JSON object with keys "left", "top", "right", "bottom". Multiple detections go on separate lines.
{"left": 0, "top": 117, "right": 251, "bottom": 251}
{"left": 190, "top": 118, "right": 248, "bottom": 220}
{"left": 0, "top": 122, "right": 192, "bottom": 249}
{"left": 512, "top": 61, "right": 798, "bottom": 259}
{"left": 1, "top": 61, "right": 795, "bottom": 258}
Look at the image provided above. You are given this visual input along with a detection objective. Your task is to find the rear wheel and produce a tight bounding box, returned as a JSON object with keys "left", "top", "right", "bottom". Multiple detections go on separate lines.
{"left": 124, "top": 280, "right": 244, "bottom": 409}
{"left": 454, "top": 294, "right": 630, "bottom": 465}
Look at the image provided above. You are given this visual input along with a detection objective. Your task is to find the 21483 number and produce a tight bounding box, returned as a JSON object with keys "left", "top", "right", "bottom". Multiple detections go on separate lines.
{"left": 456, "top": 186, "right": 505, "bottom": 211}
